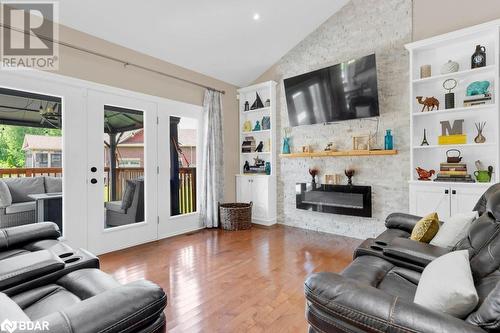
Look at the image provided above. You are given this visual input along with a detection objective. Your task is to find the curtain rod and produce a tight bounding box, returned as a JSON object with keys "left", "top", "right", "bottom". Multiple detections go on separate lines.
{"left": 0, "top": 23, "right": 226, "bottom": 95}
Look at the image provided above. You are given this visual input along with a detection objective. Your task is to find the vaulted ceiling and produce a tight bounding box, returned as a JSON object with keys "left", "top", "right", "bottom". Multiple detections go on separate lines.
{"left": 56, "top": 0, "right": 349, "bottom": 86}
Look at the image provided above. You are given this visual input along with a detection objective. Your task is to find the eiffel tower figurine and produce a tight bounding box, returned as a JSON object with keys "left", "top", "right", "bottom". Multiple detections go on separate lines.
{"left": 420, "top": 129, "right": 429, "bottom": 146}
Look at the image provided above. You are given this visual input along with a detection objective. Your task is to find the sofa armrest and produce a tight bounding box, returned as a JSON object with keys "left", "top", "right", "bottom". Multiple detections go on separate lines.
{"left": 385, "top": 212, "right": 422, "bottom": 233}
{"left": 0, "top": 222, "right": 60, "bottom": 250}
{"left": 0, "top": 250, "right": 65, "bottom": 290}
{"left": 40, "top": 280, "right": 167, "bottom": 333}
{"left": 305, "top": 272, "right": 485, "bottom": 333}
{"left": 383, "top": 237, "right": 450, "bottom": 266}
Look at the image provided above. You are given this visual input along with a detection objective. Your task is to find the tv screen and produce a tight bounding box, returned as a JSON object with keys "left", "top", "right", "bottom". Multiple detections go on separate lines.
{"left": 284, "top": 54, "right": 379, "bottom": 127}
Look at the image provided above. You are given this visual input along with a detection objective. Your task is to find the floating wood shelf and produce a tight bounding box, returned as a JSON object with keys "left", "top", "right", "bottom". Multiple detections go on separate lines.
{"left": 279, "top": 150, "right": 398, "bottom": 158}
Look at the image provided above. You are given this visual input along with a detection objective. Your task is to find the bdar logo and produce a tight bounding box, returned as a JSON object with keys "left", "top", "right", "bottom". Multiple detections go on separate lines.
{"left": 0, "top": 319, "right": 17, "bottom": 333}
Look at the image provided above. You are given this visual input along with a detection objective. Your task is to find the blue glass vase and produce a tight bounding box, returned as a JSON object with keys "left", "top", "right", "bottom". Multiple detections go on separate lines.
{"left": 265, "top": 162, "right": 271, "bottom": 175}
{"left": 384, "top": 129, "right": 393, "bottom": 150}
{"left": 282, "top": 137, "right": 291, "bottom": 154}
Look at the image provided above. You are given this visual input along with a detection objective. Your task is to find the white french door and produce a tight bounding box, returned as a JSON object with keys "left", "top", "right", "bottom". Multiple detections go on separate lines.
{"left": 86, "top": 89, "right": 158, "bottom": 254}
{"left": 157, "top": 101, "right": 203, "bottom": 238}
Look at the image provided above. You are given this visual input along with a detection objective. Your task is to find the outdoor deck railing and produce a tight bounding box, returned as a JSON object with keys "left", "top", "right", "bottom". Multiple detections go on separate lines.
{"left": 179, "top": 167, "right": 196, "bottom": 214}
{"left": 0, "top": 167, "right": 197, "bottom": 214}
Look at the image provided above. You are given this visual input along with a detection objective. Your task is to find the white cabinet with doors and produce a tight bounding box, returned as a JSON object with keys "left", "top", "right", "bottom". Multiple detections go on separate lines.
{"left": 236, "top": 175, "right": 275, "bottom": 226}
{"left": 409, "top": 183, "right": 489, "bottom": 219}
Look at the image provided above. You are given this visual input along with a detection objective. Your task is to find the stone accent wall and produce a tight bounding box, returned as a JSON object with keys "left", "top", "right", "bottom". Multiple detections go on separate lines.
{"left": 266, "top": 0, "right": 412, "bottom": 239}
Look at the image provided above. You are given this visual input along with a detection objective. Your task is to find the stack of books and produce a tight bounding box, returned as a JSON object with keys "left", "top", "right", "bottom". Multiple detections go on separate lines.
{"left": 463, "top": 93, "right": 492, "bottom": 107}
{"left": 435, "top": 162, "right": 475, "bottom": 183}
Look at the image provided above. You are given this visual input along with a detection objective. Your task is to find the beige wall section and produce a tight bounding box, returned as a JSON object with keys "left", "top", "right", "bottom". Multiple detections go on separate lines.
{"left": 52, "top": 24, "right": 238, "bottom": 202}
{"left": 413, "top": 0, "right": 500, "bottom": 40}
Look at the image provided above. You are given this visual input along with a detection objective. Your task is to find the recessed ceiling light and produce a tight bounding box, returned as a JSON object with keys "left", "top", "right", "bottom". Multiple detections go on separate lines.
{"left": 253, "top": 13, "right": 260, "bottom": 21}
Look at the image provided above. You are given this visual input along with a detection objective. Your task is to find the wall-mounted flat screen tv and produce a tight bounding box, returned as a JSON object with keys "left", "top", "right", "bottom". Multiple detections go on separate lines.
{"left": 284, "top": 53, "right": 379, "bottom": 127}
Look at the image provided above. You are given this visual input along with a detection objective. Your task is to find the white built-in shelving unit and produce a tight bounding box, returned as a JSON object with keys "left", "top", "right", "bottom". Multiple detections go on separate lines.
{"left": 405, "top": 20, "right": 500, "bottom": 218}
{"left": 235, "top": 81, "right": 277, "bottom": 226}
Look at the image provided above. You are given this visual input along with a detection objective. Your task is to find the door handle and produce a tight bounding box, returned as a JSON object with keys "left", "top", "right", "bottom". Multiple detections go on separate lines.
{"left": 452, "top": 190, "right": 456, "bottom": 195}
{"left": 90, "top": 166, "right": 97, "bottom": 173}
{"left": 445, "top": 189, "right": 449, "bottom": 194}
{"left": 90, "top": 178, "right": 98, "bottom": 184}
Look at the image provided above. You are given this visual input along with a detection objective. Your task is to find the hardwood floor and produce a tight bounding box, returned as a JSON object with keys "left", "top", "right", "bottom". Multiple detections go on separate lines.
{"left": 99, "top": 225, "right": 361, "bottom": 333}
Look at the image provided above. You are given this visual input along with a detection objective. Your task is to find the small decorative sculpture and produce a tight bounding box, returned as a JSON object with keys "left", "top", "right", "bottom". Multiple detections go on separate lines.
{"left": 255, "top": 141, "right": 264, "bottom": 152}
{"left": 261, "top": 116, "right": 270, "bottom": 130}
{"left": 421, "top": 129, "right": 429, "bottom": 146}
{"left": 443, "top": 78, "right": 457, "bottom": 109}
{"left": 471, "top": 45, "right": 486, "bottom": 69}
{"left": 244, "top": 101, "right": 250, "bottom": 111}
{"left": 253, "top": 121, "right": 261, "bottom": 131}
{"left": 250, "top": 93, "right": 264, "bottom": 110}
{"left": 309, "top": 168, "right": 319, "bottom": 186}
{"left": 440, "top": 60, "right": 459, "bottom": 74}
{"left": 324, "top": 142, "right": 335, "bottom": 151}
{"left": 416, "top": 167, "right": 435, "bottom": 181}
{"left": 265, "top": 99, "right": 271, "bottom": 107}
{"left": 243, "top": 120, "right": 252, "bottom": 132}
{"left": 416, "top": 96, "right": 440, "bottom": 112}
{"left": 474, "top": 122, "right": 486, "bottom": 143}
{"left": 253, "top": 156, "right": 265, "bottom": 167}
{"left": 467, "top": 81, "right": 490, "bottom": 96}
{"left": 344, "top": 169, "right": 355, "bottom": 186}
{"left": 244, "top": 161, "right": 250, "bottom": 172}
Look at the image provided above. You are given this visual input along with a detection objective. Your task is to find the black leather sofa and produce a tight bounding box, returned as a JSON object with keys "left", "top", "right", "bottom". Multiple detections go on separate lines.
{"left": 305, "top": 184, "right": 500, "bottom": 333}
{"left": 0, "top": 222, "right": 167, "bottom": 332}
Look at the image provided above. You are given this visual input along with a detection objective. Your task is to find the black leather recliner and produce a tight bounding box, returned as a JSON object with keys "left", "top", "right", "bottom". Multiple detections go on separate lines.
{"left": 305, "top": 185, "right": 500, "bottom": 333}
{"left": 0, "top": 222, "right": 167, "bottom": 332}
{"left": 0, "top": 222, "right": 62, "bottom": 260}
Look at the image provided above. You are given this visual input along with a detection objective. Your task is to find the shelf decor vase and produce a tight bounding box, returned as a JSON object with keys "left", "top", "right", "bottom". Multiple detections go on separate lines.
{"left": 265, "top": 162, "right": 271, "bottom": 175}
{"left": 471, "top": 45, "right": 486, "bottom": 69}
{"left": 282, "top": 137, "right": 291, "bottom": 154}
{"left": 440, "top": 60, "right": 459, "bottom": 74}
{"left": 384, "top": 129, "right": 393, "bottom": 150}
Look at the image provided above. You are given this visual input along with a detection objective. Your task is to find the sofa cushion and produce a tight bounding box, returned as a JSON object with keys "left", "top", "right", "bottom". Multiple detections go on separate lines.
{"left": 44, "top": 176, "right": 62, "bottom": 193}
{"left": 121, "top": 180, "right": 136, "bottom": 210}
{"left": 410, "top": 212, "right": 440, "bottom": 243}
{"left": 105, "top": 201, "right": 126, "bottom": 214}
{"left": 467, "top": 280, "right": 500, "bottom": 330}
{"left": 341, "top": 255, "right": 420, "bottom": 301}
{"left": 430, "top": 211, "right": 478, "bottom": 248}
{"left": 5, "top": 201, "right": 36, "bottom": 214}
{"left": 3, "top": 177, "right": 45, "bottom": 203}
{"left": 0, "top": 181, "right": 12, "bottom": 208}
{"left": 414, "top": 250, "right": 478, "bottom": 318}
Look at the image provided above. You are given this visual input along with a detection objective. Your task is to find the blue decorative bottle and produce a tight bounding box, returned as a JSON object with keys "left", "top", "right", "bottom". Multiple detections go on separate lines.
{"left": 282, "top": 137, "right": 291, "bottom": 154}
{"left": 384, "top": 129, "right": 393, "bottom": 150}
{"left": 265, "top": 162, "right": 271, "bottom": 175}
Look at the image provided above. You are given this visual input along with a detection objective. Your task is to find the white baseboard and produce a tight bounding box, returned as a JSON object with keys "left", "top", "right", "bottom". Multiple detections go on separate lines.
{"left": 252, "top": 218, "right": 276, "bottom": 227}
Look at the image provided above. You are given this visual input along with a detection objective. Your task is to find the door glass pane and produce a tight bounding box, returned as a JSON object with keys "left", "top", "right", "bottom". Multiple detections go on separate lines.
{"left": 0, "top": 88, "right": 63, "bottom": 233}
{"left": 170, "top": 116, "right": 198, "bottom": 216}
{"left": 103, "top": 105, "right": 144, "bottom": 229}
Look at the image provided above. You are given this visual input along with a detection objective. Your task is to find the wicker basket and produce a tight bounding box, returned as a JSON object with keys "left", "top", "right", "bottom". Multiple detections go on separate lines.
{"left": 219, "top": 202, "right": 252, "bottom": 231}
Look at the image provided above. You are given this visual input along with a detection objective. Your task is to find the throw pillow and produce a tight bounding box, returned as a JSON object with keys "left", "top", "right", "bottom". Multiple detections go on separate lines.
{"left": 430, "top": 211, "right": 478, "bottom": 248}
{"left": 0, "top": 181, "right": 12, "bottom": 208}
{"left": 410, "top": 212, "right": 440, "bottom": 243}
{"left": 121, "top": 180, "right": 136, "bottom": 210}
{"left": 414, "top": 250, "right": 479, "bottom": 318}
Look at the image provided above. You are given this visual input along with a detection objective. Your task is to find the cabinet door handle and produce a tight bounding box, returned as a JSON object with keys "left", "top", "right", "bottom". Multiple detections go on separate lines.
{"left": 445, "top": 189, "right": 449, "bottom": 194}
{"left": 452, "top": 190, "right": 456, "bottom": 195}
